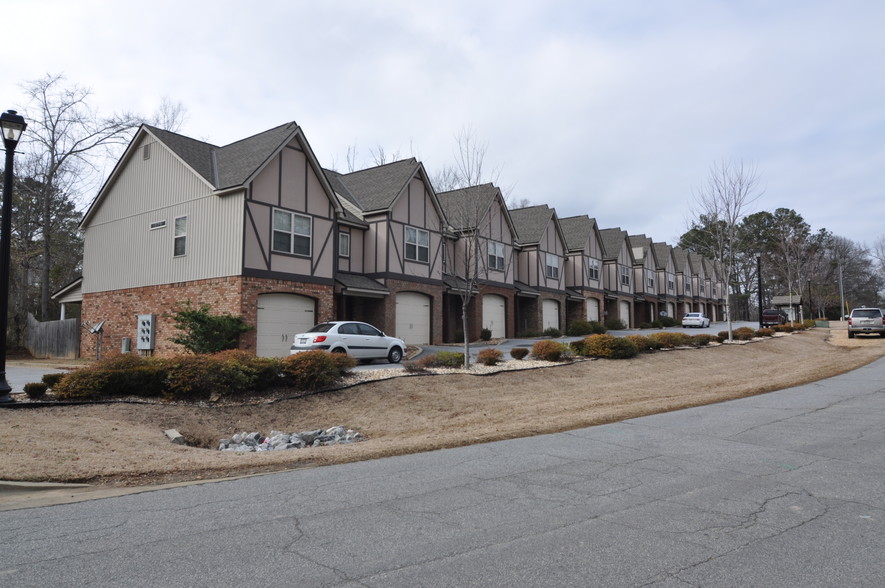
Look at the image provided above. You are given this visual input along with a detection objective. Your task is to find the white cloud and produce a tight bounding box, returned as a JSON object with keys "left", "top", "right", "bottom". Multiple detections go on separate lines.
{"left": 3, "top": 0, "right": 884, "bottom": 246}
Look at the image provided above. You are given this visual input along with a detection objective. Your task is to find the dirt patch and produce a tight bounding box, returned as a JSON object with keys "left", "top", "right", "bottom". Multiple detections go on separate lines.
{"left": 1, "top": 329, "right": 882, "bottom": 490}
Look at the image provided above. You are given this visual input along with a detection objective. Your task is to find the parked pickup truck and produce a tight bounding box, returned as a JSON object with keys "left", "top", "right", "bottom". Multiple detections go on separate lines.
{"left": 761, "top": 308, "right": 788, "bottom": 326}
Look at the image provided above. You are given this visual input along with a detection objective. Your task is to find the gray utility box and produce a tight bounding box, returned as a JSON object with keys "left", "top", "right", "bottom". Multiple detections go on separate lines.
{"left": 136, "top": 314, "right": 157, "bottom": 350}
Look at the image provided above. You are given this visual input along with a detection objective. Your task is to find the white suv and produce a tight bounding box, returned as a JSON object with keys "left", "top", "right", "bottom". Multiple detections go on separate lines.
{"left": 847, "top": 308, "right": 885, "bottom": 339}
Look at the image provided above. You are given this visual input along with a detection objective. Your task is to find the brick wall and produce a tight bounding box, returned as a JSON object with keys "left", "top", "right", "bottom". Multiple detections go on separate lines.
{"left": 383, "top": 279, "right": 445, "bottom": 344}
{"left": 81, "top": 277, "right": 334, "bottom": 358}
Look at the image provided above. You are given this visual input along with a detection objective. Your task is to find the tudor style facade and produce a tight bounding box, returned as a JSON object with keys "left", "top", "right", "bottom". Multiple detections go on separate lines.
{"left": 66, "top": 119, "right": 728, "bottom": 358}
{"left": 437, "top": 184, "right": 517, "bottom": 341}
{"left": 559, "top": 215, "right": 605, "bottom": 325}
{"left": 599, "top": 228, "right": 636, "bottom": 328}
{"left": 79, "top": 123, "right": 343, "bottom": 358}
{"left": 509, "top": 205, "right": 572, "bottom": 335}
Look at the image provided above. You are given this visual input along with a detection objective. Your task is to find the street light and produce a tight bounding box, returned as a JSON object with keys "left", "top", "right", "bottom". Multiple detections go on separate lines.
{"left": 755, "top": 249, "right": 763, "bottom": 330}
{"left": 0, "top": 110, "right": 27, "bottom": 403}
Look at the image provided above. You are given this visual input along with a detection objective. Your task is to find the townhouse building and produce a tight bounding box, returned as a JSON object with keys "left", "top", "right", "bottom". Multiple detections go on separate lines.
{"left": 62, "top": 120, "right": 726, "bottom": 357}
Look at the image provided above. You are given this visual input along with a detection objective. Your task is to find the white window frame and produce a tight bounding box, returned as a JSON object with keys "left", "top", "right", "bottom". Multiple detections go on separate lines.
{"left": 686, "top": 283, "right": 692, "bottom": 296}
{"left": 646, "top": 270, "right": 654, "bottom": 289}
{"left": 272, "top": 209, "right": 312, "bottom": 256}
{"left": 488, "top": 242, "right": 505, "bottom": 271}
{"left": 405, "top": 226, "right": 430, "bottom": 263}
{"left": 588, "top": 258, "right": 600, "bottom": 280}
{"left": 546, "top": 253, "right": 560, "bottom": 280}
{"left": 667, "top": 273, "right": 675, "bottom": 291}
{"left": 173, "top": 216, "right": 187, "bottom": 257}
{"left": 620, "top": 265, "right": 631, "bottom": 286}
{"left": 338, "top": 232, "right": 350, "bottom": 258}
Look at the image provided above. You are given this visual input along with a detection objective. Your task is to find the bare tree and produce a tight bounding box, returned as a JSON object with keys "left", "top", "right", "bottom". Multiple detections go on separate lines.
{"left": 148, "top": 96, "right": 188, "bottom": 133}
{"left": 20, "top": 74, "right": 143, "bottom": 318}
{"left": 434, "top": 127, "right": 507, "bottom": 368}
{"left": 688, "top": 160, "right": 762, "bottom": 340}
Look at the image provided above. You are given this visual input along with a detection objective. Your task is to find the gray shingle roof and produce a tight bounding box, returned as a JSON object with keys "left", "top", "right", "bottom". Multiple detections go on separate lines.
{"left": 652, "top": 242, "right": 673, "bottom": 271}
{"left": 671, "top": 246, "right": 690, "bottom": 273}
{"left": 558, "top": 215, "right": 597, "bottom": 251}
{"left": 336, "top": 273, "right": 389, "bottom": 293}
{"left": 329, "top": 159, "right": 420, "bottom": 213}
{"left": 627, "top": 234, "right": 650, "bottom": 263}
{"left": 146, "top": 122, "right": 299, "bottom": 189}
{"left": 598, "top": 228, "right": 627, "bottom": 260}
{"left": 436, "top": 183, "right": 498, "bottom": 230}
{"left": 509, "top": 204, "right": 554, "bottom": 245}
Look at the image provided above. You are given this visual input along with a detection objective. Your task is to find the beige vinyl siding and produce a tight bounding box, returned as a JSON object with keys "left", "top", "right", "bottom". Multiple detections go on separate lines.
{"left": 82, "top": 138, "right": 243, "bottom": 293}
{"left": 83, "top": 191, "right": 243, "bottom": 293}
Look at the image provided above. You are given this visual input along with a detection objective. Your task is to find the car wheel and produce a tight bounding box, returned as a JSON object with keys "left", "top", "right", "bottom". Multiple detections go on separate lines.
{"left": 848, "top": 331, "right": 855, "bottom": 339}
{"left": 388, "top": 347, "right": 403, "bottom": 364}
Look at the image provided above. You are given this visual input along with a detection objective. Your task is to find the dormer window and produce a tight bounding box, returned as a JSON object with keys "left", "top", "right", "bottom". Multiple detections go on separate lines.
{"left": 545, "top": 254, "right": 560, "bottom": 279}
{"left": 405, "top": 226, "right": 429, "bottom": 263}
{"left": 272, "top": 209, "right": 311, "bottom": 256}
{"left": 588, "top": 258, "right": 600, "bottom": 280}
{"left": 488, "top": 242, "right": 505, "bottom": 271}
{"left": 620, "top": 265, "right": 631, "bottom": 286}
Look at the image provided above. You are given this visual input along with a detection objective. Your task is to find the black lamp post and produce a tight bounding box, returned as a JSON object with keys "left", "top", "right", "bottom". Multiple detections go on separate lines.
{"left": 755, "top": 249, "right": 763, "bottom": 330}
{"left": 0, "top": 110, "right": 27, "bottom": 403}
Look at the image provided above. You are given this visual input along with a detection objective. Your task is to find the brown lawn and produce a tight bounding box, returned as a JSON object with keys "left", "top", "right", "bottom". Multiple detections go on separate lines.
{"left": 1, "top": 328, "right": 883, "bottom": 493}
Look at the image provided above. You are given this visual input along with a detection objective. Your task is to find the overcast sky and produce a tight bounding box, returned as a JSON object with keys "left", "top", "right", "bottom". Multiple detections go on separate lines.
{"left": 6, "top": 0, "right": 884, "bottom": 247}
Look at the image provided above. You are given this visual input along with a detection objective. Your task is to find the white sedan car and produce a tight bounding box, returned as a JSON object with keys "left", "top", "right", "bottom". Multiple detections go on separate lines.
{"left": 681, "top": 312, "right": 711, "bottom": 328}
{"left": 290, "top": 321, "right": 406, "bottom": 363}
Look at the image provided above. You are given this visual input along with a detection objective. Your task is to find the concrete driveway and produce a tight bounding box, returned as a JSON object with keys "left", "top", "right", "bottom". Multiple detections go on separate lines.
{"left": 2, "top": 350, "right": 884, "bottom": 585}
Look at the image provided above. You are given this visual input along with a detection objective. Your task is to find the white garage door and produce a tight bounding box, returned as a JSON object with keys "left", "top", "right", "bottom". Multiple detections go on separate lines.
{"left": 396, "top": 292, "right": 431, "bottom": 345}
{"left": 482, "top": 294, "right": 506, "bottom": 339}
{"left": 256, "top": 293, "right": 315, "bottom": 357}
{"left": 586, "top": 298, "right": 600, "bottom": 322}
{"left": 667, "top": 302, "right": 676, "bottom": 318}
{"left": 619, "top": 300, "right": 631, "bottom": 328}
{"left": 542, "top": 299, "right": 560, "bottom": 331}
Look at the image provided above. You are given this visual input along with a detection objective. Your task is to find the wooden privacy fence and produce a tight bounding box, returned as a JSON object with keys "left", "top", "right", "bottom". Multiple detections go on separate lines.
{"left": 25, "top": 313, "right": 81, "bottom": 359}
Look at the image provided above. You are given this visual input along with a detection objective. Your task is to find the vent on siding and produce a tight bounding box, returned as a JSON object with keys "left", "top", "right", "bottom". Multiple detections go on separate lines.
{"left": 143, "top": 143, "right": 151, "bottom": 160}
{"left": 150, "top": 220, "right": 167, "bottom": 230}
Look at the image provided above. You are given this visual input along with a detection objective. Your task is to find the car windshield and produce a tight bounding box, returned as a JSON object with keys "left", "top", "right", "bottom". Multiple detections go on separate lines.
{"left": 686, "top": 313, "right": 700, "bottom": 318}
{"left": 306, "top": 323, "right": 335, "bottom": 333}
{"left": 852, "top": 309, "right": 882, "bottom": 318}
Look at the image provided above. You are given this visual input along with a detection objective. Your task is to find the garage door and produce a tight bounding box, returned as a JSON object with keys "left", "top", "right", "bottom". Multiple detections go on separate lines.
{"left": 542, "top": 299, "right": 560, "bottom": 331}
{"left": 396, "top": 292, "right": 431, "bottom": 345}
{"left": 619, "top": 300, "right": 631, "bottom": 328}
{"left": 586, "top": 298, "right": 600, "bottom": 322}
{"left": 482, "top": 294, "right": 506, "bottom": 339}
{"left": 667, "top": 302, "right": 676, "bottom": 318}
{"left": 256, "top": 293, "right": 315, "bottom": 357}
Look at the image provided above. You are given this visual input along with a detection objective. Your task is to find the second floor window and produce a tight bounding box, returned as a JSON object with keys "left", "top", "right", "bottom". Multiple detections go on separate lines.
{"left": 700, "top": 284, "right": 706, "bottom": 296}
{"left": 273, "top": 209, "right": 311, "bottom": 256}
{"left": 686, "top": 283, "right": 692, "bottom": 296}
{"left": 339, "top": 232, "right": 350, "bottom": 258}
{"left": 488, "top": 242, "right": 505, "bottom": 271}
{"left": 405, "top": 226, "right": 429, "bottom": 263}
{"left": 646, "top": 270, "right": 654, "bottom": 289}
{"left": 667, "top": 274, "right": 675, "bottom": 291}
{"left": 173, "top": 216, "right": 187, "bottom": 257}
{"left": 588, "top": 258, "right": 600, "bottom": 280}
{"left": 546, "top": 253, "right": 559, "bottom": 279}
{"left": 620, "top": 265, "right": 630, "bottom": 286}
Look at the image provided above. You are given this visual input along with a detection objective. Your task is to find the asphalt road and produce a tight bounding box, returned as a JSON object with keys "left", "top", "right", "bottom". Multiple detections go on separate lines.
{"left": 2, "top": 346, "right": 883, "bottom": 586}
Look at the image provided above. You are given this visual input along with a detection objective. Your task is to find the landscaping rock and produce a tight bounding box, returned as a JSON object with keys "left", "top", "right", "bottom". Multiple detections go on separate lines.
{"left": 218, "top": 426, "right": 365, "bottom": 452}
{"left": 164, "top": 429, "right": 186, "bottom": 445}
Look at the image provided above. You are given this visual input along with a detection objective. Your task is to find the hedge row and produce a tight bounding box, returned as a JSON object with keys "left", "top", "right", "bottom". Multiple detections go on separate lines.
{"left": 50, "top": 350, "right": 356, "bottom": 401}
